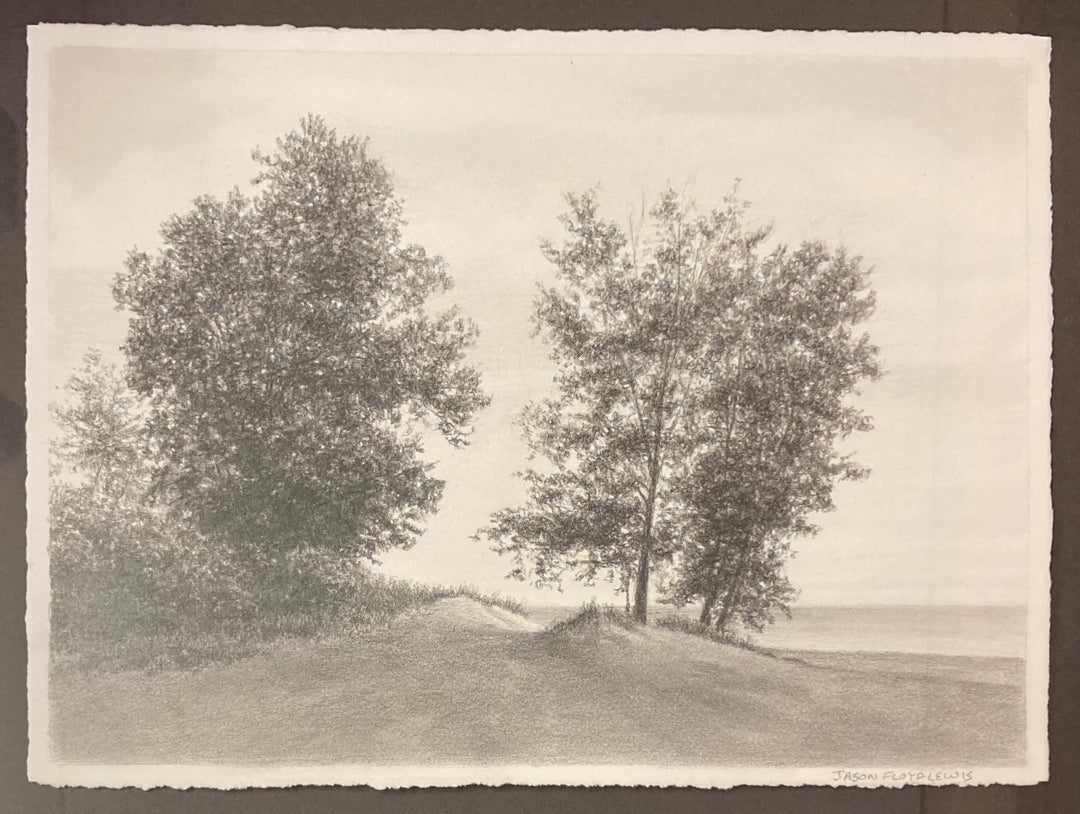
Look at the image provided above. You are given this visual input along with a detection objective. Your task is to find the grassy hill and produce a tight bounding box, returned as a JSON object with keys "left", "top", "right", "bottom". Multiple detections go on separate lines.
{"left": 49, "top": 597, "right": 1025, "bottom": 767}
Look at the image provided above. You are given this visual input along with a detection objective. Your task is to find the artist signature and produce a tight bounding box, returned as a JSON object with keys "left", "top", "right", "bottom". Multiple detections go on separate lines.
{"left": 831, "top": 769, "right": 976, "bottom": 784}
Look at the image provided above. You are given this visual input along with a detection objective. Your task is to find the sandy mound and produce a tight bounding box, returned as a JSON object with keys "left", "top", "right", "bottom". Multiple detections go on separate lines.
{"left": 420, "top": 597, "right": 541, "bottom": 632}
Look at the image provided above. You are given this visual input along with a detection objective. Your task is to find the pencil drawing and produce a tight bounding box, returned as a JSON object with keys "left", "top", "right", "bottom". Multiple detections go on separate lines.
{"left": 25, "top": 26, "right": 1051, "bottom": 788}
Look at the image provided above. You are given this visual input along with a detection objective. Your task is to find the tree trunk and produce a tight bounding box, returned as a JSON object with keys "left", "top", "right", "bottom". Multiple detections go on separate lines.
{"left": 714, "top": 590, "right": 735, "bottom": 634}
{"left": 715, "top": 547, "right": 750, "bottom": 634}
{"left": 632, "top": 480, "right": 658, "bottom": 624}
{"left": 699, "top": 544, "right": 732, "bottom": 625}
{"left": 699, "top": 585, "right": 719, "bottom": 625}
{"left": 632, "top": 545, "right": 650, "bottom": 623}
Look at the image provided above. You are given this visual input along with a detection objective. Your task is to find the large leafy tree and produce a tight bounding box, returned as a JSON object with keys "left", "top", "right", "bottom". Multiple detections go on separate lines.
{"left": 480, "top": 188, "right": 878, "bottom": 626}
{"left": 113, "top": 116, "right": 489, "bottom": 561}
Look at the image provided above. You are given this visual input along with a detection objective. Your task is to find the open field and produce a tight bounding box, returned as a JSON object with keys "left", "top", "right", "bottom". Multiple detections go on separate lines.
{"left": 50, "top": 598, "right": 1025, "bottom": 766}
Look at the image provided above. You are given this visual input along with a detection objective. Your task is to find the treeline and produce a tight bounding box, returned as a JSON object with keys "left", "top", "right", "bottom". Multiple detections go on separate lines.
{"left": 49, "top": 116, "right": 879, "bottom": 669}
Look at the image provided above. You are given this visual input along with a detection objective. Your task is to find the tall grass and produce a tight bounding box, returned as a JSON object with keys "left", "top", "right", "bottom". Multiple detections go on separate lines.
{"left": 542, "top": 603, "right": 769, "bottom": 655}
{"left": 545, "top": 600, "right": 637, "bottom": 634}
{"left": 446, "top": 584, "right": 526, "bottom": 617}
{"left": 655, "top": 613, "right": 768, "bottom": 654}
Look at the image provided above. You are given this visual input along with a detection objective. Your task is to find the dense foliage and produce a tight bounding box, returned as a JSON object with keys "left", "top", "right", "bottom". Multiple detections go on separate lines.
{"left": 113, "top": 116, "right": 489, "bottom": 560}
{"left": 48, "top": 355, "right": 517, "bottom": 672}
{"left": 48, "top": 353, "right": 252, "bottom": 656}
{"left": 479, "top": 189, "right": 879, "bottom": 628}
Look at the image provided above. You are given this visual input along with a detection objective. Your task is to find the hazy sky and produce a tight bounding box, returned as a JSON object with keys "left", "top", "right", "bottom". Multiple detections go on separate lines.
{"left": 42, "top": 34, "right": 1045, "bottom": 606}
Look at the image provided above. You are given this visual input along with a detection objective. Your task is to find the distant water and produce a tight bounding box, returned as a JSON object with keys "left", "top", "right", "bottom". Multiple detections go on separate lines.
{"left": 752, "top": 605, "right": 1027, "bottom": 659}
{"left": 527, "top": 604, "right": 1028, "bottom": 658}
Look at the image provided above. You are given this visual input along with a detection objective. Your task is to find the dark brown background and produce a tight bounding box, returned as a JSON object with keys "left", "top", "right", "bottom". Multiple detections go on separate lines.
{"left": 1, "top": 2, "right": 1076, "bottom": 812}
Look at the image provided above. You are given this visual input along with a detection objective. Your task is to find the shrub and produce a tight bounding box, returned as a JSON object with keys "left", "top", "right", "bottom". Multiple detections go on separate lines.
{"left": 545, "top": 600, "right": 637, "bottom": 634}
{"left": 49, "top": 520, "right": 529, "bottom": 673}
{"left": 655, "top": 613, "right": 769, "bottom": 654}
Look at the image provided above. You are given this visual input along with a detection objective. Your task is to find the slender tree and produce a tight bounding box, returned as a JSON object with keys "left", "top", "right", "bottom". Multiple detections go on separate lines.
{"left": 671, "top": 242, "right": 880, "bottom": 632}
{"left": 49, "top": 351, "right": 155, "bottom": 581}
{"left": 49, "top": 350, "right": 149, "bottom": 502}
{"left": 113, "top": 116, "right": 490, "bottom": 562}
